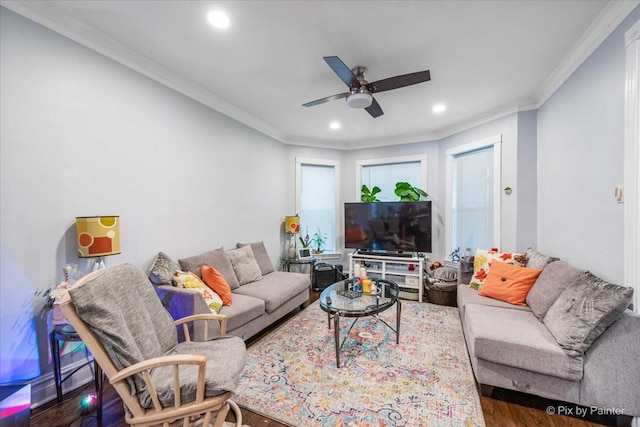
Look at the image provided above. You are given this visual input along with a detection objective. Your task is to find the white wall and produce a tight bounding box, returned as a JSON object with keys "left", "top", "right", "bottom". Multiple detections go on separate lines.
{"left": 0, "top": 8, "right": 287, "bottom": 384}
{"left": 537, "top": 5, "right": 640, "bottom": 284}
{"left": 516, "top": 110, "right": 538, "bottom": 251}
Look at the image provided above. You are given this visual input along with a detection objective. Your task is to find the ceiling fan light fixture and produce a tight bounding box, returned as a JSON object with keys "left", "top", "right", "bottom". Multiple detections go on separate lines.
{"left": 432, "top": 104, "right": 446, "bottom": 113}
{"left": 346, "top": 92, "right": 373, "bottom": 109}
{"left": 207, "top": 10, "right": 230, "bottom": 29}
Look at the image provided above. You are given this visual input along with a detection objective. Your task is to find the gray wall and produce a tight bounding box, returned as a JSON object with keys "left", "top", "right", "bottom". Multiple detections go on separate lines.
{"left": 516, "top": 110, "right": 538, "bottom": 251}
{"left": 537, "top": 6, "right": 640, "bottom": 284}
{"left": 0, "top": 8, "right": 287, "bottom": 383}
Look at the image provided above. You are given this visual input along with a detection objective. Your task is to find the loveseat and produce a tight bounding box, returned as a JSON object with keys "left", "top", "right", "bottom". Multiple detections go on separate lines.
{"left": 457, "top": 249, "right": 639, "bottom": 424}
{"left": 148, "top": 242, "right": 310, "bottom": 341}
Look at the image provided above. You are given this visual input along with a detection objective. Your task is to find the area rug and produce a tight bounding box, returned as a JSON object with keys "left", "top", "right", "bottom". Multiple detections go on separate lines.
{"left": 234, "top": 300, "right": 485, "bottom": 427}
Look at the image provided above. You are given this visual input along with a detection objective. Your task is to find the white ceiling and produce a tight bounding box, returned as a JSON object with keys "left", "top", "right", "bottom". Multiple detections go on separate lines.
{"left": 3, "top": 1, "right": 638, "bottom": 149}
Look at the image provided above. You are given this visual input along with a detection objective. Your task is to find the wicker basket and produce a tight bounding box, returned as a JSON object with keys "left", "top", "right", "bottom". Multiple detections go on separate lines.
{"left": 425, "top": 282, "right": 458, "bottom": 306}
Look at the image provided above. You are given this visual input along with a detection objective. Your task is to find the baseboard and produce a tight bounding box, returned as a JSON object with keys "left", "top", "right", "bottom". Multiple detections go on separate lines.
{"left": 29, "top": 358, "right": 96, "bottom": 409}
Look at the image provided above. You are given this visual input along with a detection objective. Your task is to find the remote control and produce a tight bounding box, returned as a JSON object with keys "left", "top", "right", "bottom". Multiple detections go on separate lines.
{"left": 326, "top": 296, "right": 332, "bottom": 305}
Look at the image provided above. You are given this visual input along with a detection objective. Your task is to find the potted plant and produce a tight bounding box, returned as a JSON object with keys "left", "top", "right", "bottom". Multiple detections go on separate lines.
{"left": 299, "top": 227, "right": 311, "bottom": 248}
{"left": 394, "top": 182, "right": 428, "bottom": 201}
{"left": 310, "top": 228, "right": 328, "bottom": 254}
{"left": 361, "top": 184, "right": 381, "bottom": 202}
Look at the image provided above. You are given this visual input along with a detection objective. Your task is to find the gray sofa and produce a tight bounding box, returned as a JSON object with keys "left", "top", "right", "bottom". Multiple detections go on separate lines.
{"left": 149, "top": 243, "right": 310, "bottom": 341}
{"left": 457, "top": 256, "right": 639, "bottom": 423}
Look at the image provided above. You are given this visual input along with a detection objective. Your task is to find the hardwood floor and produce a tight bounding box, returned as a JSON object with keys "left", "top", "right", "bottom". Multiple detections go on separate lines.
{"left": 30, "top": 292, "right": 623, "bottom": 427}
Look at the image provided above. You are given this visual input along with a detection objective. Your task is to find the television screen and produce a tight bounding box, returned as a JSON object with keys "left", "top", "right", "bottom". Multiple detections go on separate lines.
{"left": 344, "top": 201, "right": 432, "bottom": 253}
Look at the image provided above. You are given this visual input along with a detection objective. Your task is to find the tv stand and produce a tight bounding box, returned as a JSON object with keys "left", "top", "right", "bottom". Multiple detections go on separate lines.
{"left": 355, "top": 249, "right": 416, "bottom": 258}
{"left": 348, "top": 252, "right": 427, "bottom": 302}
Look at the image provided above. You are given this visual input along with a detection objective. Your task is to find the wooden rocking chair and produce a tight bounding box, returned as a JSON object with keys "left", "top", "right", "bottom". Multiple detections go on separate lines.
{"left": 59, "top": 263, "right": 246, "bottom": 427}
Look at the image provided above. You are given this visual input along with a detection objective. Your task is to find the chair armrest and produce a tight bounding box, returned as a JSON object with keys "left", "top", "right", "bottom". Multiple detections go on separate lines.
{"left": 175, "top": 313, "right": 228, "bottom": 340}
{"left": 154, "top": 285, "right": 221, "bottom": 341}
{"left": 110, "top": 354, "right": 209, "bottom": 410}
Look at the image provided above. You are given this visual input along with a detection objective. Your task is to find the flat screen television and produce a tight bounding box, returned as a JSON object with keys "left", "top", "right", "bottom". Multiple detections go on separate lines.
{"left": 344, "top": 201, "right": 432, "bottom": 254}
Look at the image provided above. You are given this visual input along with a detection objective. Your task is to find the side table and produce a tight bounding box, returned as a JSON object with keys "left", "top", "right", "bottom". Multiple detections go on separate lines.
{"left": 49, "top": 324, "right": 103, "bottom": 420}
{"left": 282, "top": 257, "right": 316, "bottom": 282}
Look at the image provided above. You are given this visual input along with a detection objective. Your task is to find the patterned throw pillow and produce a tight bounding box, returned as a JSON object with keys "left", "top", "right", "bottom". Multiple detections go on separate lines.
{"left": 171, "top": 270, "right": 223, "bottom": 313}
{"left": 469, "top": 249, "right": 525, "bottom": 290}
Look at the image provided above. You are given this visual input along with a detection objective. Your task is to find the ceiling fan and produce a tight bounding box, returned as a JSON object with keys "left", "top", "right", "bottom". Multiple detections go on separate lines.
{"left": 302, "top": 56, "right": 431, "bottom": 118}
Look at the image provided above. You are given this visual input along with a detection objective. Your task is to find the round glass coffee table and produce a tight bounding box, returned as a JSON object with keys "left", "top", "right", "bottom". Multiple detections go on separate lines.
{"left": 319, "top": 278, "right": 400, "bottom": 368}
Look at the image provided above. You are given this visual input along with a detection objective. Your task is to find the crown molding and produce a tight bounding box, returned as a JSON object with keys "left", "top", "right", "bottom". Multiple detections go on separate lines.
{"left": 626, "top": 14, "right": 640, "bottom": 46}
{"left": 3, "top": 0, "right": 636, "bottom": 150}
{"left": 535, "top": 0, "right": 640, "bottom": 107}
{"left": 0, "top": 1, "right": 287, "bottom": 144}
{"left": 284, "top": 101, "right": 537, "bottom": 151}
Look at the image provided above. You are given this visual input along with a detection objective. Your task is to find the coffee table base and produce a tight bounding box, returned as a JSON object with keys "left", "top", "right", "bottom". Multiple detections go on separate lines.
{"left": 329, "top": 300, "right": 401, "bottom": 368}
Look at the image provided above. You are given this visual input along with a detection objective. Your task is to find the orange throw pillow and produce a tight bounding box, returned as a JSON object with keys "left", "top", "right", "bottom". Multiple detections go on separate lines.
{"left": 201, "top": 265, "right": 233, "bottom": 306}
{"left": 479, "top": 261, "right": 542, "bottom": 306}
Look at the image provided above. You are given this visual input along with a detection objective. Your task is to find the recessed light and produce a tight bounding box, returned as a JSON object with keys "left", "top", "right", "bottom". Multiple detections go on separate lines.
{"left": 329, "top": 121, "right": 341, "bottom": 130}
{"left": 207, "top": 10, "right": 230, "bottom": 29}
{"left": 432, "top": 104, "right": 446, "bottom": 113}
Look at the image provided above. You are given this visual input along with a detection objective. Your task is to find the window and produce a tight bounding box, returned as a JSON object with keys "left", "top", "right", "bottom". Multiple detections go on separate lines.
{"left": 295, "top": 158, "right": 341, "bottom": 253}
{"left": 356, "top": 155, "right": 427, "bottom": 202}
{"left": 446, "top": 135, "right": 502, "bottom": 255}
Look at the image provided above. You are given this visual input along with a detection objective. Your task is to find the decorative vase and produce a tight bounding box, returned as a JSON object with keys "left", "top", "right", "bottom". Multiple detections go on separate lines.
{"left": 287, "top": 235, "right": 297, "bottom": 259}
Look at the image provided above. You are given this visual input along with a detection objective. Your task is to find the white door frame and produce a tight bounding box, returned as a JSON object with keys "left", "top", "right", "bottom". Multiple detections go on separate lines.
{"left": 624, "top": 19, "right": 640, "bottom": 316}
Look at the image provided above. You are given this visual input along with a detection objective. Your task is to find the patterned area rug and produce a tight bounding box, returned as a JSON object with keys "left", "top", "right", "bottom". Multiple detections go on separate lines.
{"left": 234, "top": 300, "right": 485, "bottom": 426}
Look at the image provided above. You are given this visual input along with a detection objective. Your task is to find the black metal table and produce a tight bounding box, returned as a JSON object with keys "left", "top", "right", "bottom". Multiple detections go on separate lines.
{"left": 49, "top": 323, "right": 103, "bottom": 420}
{"left": 282, "top": 257, "right": 316, "bottom": 281}
{"left": 319, "top": 278, "right": 400, "bottom": 368}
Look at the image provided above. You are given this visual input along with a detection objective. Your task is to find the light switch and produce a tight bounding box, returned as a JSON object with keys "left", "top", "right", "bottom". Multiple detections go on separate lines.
{"left": 614, "top": 186, "right": 624, "bottom": 203}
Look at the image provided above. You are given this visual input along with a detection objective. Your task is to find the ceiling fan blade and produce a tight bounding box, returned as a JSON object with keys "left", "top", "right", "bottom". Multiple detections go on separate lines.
{"left": 367, "top": 70, "right": 431, "bottom": 93}
{"left": 365, "top": 97, "right": 384, "bottom": 118}
{"left": 324, "top": 56, "right": 358, "bottom": 87}
{"left": 302, "top": 92, "right": 349, "bottom": 108}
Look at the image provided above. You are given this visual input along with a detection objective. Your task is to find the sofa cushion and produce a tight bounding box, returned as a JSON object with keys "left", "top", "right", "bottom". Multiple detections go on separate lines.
{"left": 218, "top": 293, "right": 265, "bottom": 331}
{"left": 201, "top": 266, "right": 233, "bottom": 306}
{"left": 179, "top": 248, "right": 240, "bottom": 290}
{"left": 457, "top": 284, "right": 531, "bottom": 320}
{"left": 524, "top": 248, "right": 558, "bottom": 270}
{"left": 479, "top": 262, "right": 542, "bottom": 306}
{"left": 148, "top": 336, "right": 245, "bottom": 409}
{"left": 148, "top": 252, "right": 181, "bottom": 286}
{"left": 469, "top": 249, "right": 525, "bottom": 290}
{"left": 237, "top": 242, "right": 274, "bottom": 275}
{"left": 465, "top": 304, "right": 583, "bottom": 381}
{"left": 226, "top": 245, "right": 262, "bottom": 285}
{"left": 526, "top": 260, "right": 584, "bottom": 321}
{"left": 233, "top": 271, "right": 309, "bottom": 313}
{"left": 544, "top": 272, "right": 634, "bottom": 356}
